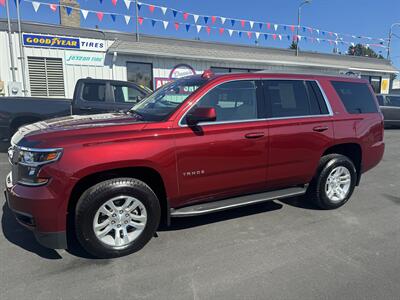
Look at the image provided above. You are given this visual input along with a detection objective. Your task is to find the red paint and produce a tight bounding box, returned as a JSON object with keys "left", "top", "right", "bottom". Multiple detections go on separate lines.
{"left": 6, "top": 73, "right": 384, "bottom": 237}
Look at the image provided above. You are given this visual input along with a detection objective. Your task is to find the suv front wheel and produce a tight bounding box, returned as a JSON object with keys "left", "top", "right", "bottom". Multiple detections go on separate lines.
{"left": 75, "top": 178, "right": 161, "bottom": 258}
{"left": 307, "top": 154, "right": 357, "bottom": 209}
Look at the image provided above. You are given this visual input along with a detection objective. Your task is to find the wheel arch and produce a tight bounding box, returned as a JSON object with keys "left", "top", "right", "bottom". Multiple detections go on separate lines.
{"left": 322, "top": 143, "right": 362, "bottom": 185}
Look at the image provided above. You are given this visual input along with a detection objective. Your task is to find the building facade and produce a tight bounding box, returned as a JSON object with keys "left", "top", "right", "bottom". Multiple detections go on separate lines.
{"left": 0, "top": 20, "right": 397, "bottom": 98}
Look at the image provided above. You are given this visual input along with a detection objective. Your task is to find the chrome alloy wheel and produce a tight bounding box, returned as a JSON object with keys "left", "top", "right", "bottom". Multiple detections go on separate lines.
{"left": 325, "top": 166, "right": 352, "bottom": 202}
{"left": 93, "top": 196, "right": 147, "bottom": 247}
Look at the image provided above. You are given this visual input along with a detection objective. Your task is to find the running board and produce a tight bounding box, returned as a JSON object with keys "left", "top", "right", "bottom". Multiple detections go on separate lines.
{"left": 170, "top": 185, "right": 308, "bottom": 217}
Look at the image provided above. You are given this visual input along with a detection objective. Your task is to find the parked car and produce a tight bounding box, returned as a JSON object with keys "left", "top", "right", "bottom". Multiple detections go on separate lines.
{"left": 376, "top": 94, "right": 400, "bottom": 128}
{"left": 5, "top": 71, "right": 384, "bottom": 258}
{"left": 0, "top": 78, "right": 150, "bottom": 140}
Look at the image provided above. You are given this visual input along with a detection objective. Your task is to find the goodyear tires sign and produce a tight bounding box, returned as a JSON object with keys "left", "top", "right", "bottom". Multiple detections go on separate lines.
{"left": 22, "top": 34, "right": 106, "bottom": 52}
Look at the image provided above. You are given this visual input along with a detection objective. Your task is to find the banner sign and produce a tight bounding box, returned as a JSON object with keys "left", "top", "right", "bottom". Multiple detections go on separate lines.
{"left": 65, "top": 51, "right": 105, "bottom": 66}
{"left": 23, "top": 34, "right": 106, "bottom": 52}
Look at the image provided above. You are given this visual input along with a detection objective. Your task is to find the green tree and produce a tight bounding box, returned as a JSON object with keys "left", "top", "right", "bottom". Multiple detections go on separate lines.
{"left": 348, "top": 44, "right": 384, "bottom": 59}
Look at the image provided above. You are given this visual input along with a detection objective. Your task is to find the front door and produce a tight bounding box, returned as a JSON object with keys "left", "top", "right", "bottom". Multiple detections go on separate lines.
{"left": 262, "top": 79, "right": 334, "bottom": 189}
{"left": 174, "top": 80, "right": 269, "bottom": 206}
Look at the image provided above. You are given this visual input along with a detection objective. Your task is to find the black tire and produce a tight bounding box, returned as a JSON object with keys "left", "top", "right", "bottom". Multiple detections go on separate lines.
{"left": 307, "top": 154, "right": 357, "bottom": 210}
{"left": 75, "top": 178, "right": 161, "bottom": 258}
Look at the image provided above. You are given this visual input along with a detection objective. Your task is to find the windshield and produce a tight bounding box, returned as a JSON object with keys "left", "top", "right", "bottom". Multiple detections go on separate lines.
{"left": 130, "top": 77, "right": 208, "bottom": 121}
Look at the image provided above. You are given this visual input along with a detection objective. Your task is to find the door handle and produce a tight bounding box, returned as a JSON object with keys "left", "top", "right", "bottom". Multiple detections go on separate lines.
{"left": 245, "top": 132, "right": 265, "bottom": 139}
{"left": 313, "top": 126, "right": 329, "bottom": 132}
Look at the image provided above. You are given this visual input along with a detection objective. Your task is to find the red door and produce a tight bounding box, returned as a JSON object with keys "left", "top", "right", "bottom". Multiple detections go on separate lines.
{"left": 173, "top": 80, "right": 269, "bottom": 207}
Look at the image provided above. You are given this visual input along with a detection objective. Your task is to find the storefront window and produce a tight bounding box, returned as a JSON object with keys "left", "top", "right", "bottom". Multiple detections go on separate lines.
{"left": 127, "top": 62, "right": 153, "bottom": 90}
{"left": 361, "top": 75, "right": 382, "bottom": 94}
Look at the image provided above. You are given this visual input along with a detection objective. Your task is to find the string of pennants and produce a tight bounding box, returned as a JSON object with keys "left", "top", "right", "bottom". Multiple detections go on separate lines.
{"left": 19, "top": 0, "right": 388, "bottom": 49}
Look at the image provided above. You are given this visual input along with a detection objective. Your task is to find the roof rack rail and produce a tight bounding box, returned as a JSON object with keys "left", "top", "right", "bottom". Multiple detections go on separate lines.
{"left": 254, "top": 69, "right": 361, "bottom": 78}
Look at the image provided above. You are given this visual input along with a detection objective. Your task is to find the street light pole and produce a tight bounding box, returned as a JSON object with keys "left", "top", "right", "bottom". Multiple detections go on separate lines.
{"left": 296, "top": 0, "right": 312, "bottom": 57}
{"left": 15, "top": 0, "right": 28, "bottom": 96}
{"left": 387, "top": 23, "right": 400, "bottom": 60}
{"left": 5, "top": 0, "right": 16, "bottom": 82}
{"left": 135, "top": 0, "right": 140, "bottom": 42}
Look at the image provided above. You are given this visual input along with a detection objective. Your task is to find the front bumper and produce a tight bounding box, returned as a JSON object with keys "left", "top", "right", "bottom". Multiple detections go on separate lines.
{"left": 5, "top": 172, "right": 67, "bottom": 249}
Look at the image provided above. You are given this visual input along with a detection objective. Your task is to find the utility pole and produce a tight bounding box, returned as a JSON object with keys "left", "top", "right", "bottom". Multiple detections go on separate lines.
{"left": 135, "top": 0, "right": 140, "bottom": 42}
{"left": 387, "top": 23, "right": 400, "bottom": 60}
{"left": 15, "top": 0, "right": 28, "bottom": 96}
{"left": 296, "top": 0, "right": 312, "bottom": 57}
{"left": 5, "top": 0, "right": 17, "bottom": 82}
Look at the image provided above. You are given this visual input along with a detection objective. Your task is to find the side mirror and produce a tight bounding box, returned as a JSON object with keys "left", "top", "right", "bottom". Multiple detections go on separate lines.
{"left": 186, "top": 107, "right": 217, "bottom": 126}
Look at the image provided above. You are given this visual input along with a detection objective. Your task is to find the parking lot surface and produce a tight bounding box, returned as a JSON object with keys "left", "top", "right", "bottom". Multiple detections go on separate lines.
{"left": 0, "top": 130, "right": 399, "bottom": 300}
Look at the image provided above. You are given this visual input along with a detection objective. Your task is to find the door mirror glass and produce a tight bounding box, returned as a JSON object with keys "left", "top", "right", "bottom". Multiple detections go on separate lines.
{"left": 186, "top": 107, "right": 217, "bottom": 126}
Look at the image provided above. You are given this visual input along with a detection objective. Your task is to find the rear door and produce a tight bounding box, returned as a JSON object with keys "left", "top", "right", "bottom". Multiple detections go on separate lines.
{"left": 262, "top": 79, "right": 334, "bottom": 189}
{"left": 174, "top": 79, "right": 269, "bottom": 205}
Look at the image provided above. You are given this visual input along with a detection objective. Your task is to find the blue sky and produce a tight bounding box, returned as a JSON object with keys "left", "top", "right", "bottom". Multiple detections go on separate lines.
{"left": 1, "top": 0, "right": 400, "bottom": 71}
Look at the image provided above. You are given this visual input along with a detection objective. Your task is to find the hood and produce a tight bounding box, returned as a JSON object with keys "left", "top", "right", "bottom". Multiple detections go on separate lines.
{"left": 12, "top": 113, "right": 145, "bottom": 146}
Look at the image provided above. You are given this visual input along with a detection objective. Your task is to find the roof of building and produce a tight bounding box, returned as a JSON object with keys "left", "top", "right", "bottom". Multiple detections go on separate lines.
{"left": 1, "top": 19, "right": 397, "bottom": 74}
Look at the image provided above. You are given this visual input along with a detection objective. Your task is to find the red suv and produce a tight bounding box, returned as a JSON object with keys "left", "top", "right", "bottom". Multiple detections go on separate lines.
{"left": 5, "top": 71, "right": 384, "bottom": 258}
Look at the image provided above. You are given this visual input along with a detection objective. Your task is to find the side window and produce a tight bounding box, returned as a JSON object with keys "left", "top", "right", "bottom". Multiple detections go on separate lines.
{"left": 112, "top": 85, "right": 145, "bottom": 104}
{"left": 82, "top": 83, "right": 106, "bottom": 102}
{"left": 331, "top": 81, "right": 378, "bottom": 114}
{"left": 191, "top": 80, "right": 259, "bottom": 122}
{"left": 386, "top": 96, "right": 400, "bottom": 107}
{"left": 263, "top": 80, "right": 322, "bottom": 118}
{"left": 306, "top": 81, "right": 329, "bottom": 114}
{"left": 376, "top": 95, "right": 385, "bottom": 106}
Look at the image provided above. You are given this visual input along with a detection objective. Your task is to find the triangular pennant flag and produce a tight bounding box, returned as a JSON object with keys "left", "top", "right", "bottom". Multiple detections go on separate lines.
{"left": 228, "top": 29, "right": 233, "bottom": 37}
{"left": 220, "top": 17, "right": 226, "bottom": 24}
{"left": 283, "top": 25, "right": 287, "bottom": 31}
{"left": 96, "top": 12, "right": 104, "bottom": 21}
{"left": 317, "top": 38, "right": 321, "bottom": 43}
{"left": 193, "top": 14, "right": 199, "bottom": 23}
{"left": 149, "top": 5, "right": 155, "bottom": 13}
{"left": 302, "top": 26, "right": 306, "bottom": 32}
{"left": 309, "top": 27, "right": 313, "bottom": 34}
{"left": 151, "top": 19, "right": 156, "bottom": 27}
{"left": 249, "top": 21, "right": 254, "bottom": 29}
{"left": 267, "top": 23, "right": 271, "bottom": 30}
{"left": 183, "top": 13, "right": 189, "bottom": 20}
{"left": 259, "top": 23, "right": 263, "bottom": 30}
{"left": 316, "top": 29, "right": 320, "bottom": 35}
{"left": 278, "top": 34, "right": 282, "bottom": 40}
{"left": 124, "top": 15, "right": 131, "bottom": 24}
{"left": 287, "top": 35, "right": 291, "bottom": 41}
{"left": 112, "top": 0, "right": 117, "bottom": 7}
{"left": 211, "top": 16, "right": 217, "bottom": 24}
{"left": 111, "top": 14, "right": 117, "bottom": 22}
{"left": 272, "top": 34, "right": 277, "bottom": 40}
{"left": 65, "top": 6, "right": 73, "bottom": 16}
{"left": 138, "top": 17, "right": 144, "bottom": 25}
{"left": 185, "top": 24, "right": 191, "bottom": 32}
{"left": 172, "top": 9, "right": 178, "bottom": 18}
{"left": 81, "top": 9, "right": 89, "bottom": 19}
{"left": 247, "top": 31, "right": 252, "bottom": 39}
{"left": 264, "top": 34, "right": 268, "bottom": 40}
{"left": 204, "top": 16, "right": 209, "bottom": 24}
{"left": 240, "top": 20, "right": 246, "bottom": 28}
{"left": 291, "top": 25, "right": 295, "bottom": 32}
{"left": 49, "top": 4, "right": 57, "bottom": 12}
{"left": 163, "top": 21, "right": 169, "bottom": 29}
{"left": 196, "top": 25, "right": 202, "bottom": 33}
{"left": 239, "top": 31, "right": 243, "bottom": 37}
{"left": 0, "top": 0, "right": 5, "bottom": 7}
{"left": 160, "top": 6, "right": 167, "bottom": 15}
{"left": 206, "top": 26, "right": 211, "bottom": 35}
{"left": 273, "top": 24, "right": 278, "bottom": 31}
{"left": 231, "top": 19, "right": 236, "bottom": 27}
{"left": 137, "top": 2, "right": 142, "bottom": 11}
{"left": 174, "top": 22, "right": 179, "bottom": 30}
{"left": 124, "top": 0, "right": 131, "bottom": 9}
{"left": 32, "top": 1, "right": 41, "bottom": 12}
{"left": 255, "top": 32, "right": 260, "bottom": 39}
{"left": 99, "top": 0, "right": 103, "bottom": 3}
{"left": 219, "top": 28, "right": 225, "bottom": 35}
{"left": 298, "top": 36, "right": 302, "bottom": 41}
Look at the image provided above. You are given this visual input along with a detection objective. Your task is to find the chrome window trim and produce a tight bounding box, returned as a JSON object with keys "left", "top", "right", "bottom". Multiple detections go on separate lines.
{"left": 178, "top": 78, "right": 333, "bottom": 128}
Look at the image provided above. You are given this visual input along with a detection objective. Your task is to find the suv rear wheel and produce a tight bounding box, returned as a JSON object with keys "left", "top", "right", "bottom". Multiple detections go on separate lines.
{"left": 75, "top": 178, "right": 161, "bottom": 258}
{"left": 307, "top": 154, "right": 357, "bottom": 209}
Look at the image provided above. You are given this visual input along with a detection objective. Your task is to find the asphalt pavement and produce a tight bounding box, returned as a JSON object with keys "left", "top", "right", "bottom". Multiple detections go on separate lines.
{"left": 0, "top": 130, "right": 399, "bottom": 300}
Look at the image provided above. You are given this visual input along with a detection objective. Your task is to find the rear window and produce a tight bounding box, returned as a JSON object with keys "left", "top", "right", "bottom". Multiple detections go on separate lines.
{"left": 331, "top": 81, "right": 378, "bottom": 114}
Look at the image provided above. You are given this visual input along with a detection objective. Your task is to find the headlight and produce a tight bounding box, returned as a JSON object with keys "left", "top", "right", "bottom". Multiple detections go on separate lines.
{"left": 19, "top": 148, "right": 62, "bottom": 166}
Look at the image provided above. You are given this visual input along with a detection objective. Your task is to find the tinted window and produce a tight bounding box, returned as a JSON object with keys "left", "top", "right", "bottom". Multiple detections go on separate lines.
{"left": 263, "top": 80, "right": 322, "bottom": 118}
{"left": 376, "top": 95, "right": 385, "bottom": 106}
{"left": 306, "top": 81, "right": 329, "bottom": 114}
{"left": 112, "top": 85, "right": 145, "bottom": 104}
{"left": 191, "top": 80, "right": 258, "bottom": 122}
{"left": 332, "top": 81, "right": 378, "bottom": 114}
{"left": 82, "top": 83, "right": 106, "bottom": 102}
{"left": 386, "top": 95, "right": 400, "bottom": 107}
